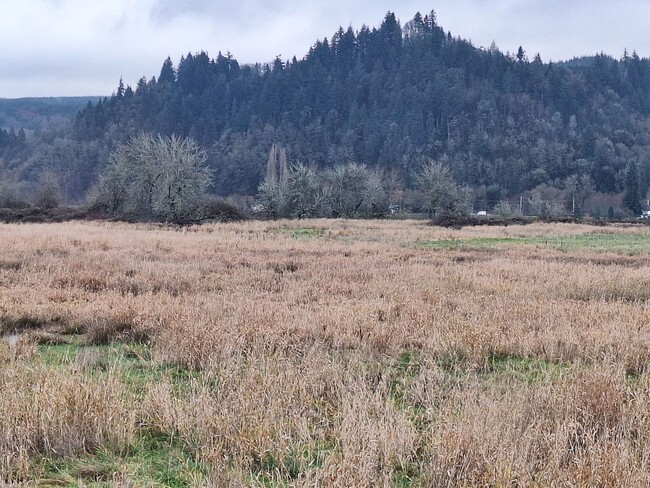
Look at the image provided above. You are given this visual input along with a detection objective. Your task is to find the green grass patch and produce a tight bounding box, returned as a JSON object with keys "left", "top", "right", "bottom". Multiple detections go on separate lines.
{"left": 34, "top": 341, "right": 149, "bottom": 375}
{"left": 251, "top": 441, "right": 337, "bottom": 486}
{"left": 34, "top": 340, "right": 105, "bottom": 368}
{"left": 38, "top": 448, "right": 121, "bottom": 486}
{"left": 33, "top": 341, "right": 210, "bottom": 487}
{"left": 122, "top": 361, "right": 203, "bottom": 396}
{"left": 388, "top": 351, "right": 423, "bottom": 407}
{"left": 416, "top": 237, "right": 521, "bottom": 249}
{"left": 269, "top": 226, "right": 325, "bottom": 239}
{"left": 393, "top": 464, "right": 423, "bottom": 487}
{"left": 482, "top": 354, "right": 567, "bottom": 384}
{"left": 34, "top": 341, "right": 203, "bottom": 398}
{"left": 416, "top": 232, "right": 650, "bottom": 254}
{"left": 290, "top": 227, "right": 324, "bottom": 239}
{"left": 125, "top": 429, "right": 210, "bottom": 487}
{"left": 38, "top": 430, "right": 210, "bottom": 487}
{"left": 434, "top": 352, "right": 566, "bottom": 385}
{"left": 435, "top": 353, "right": 470, "bottom": 378}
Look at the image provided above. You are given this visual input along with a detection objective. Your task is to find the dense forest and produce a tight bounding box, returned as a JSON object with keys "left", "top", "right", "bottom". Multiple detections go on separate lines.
{"left": 2, "top": 10, "right": 650, "bottom": 216}
{"left": 0, "top": 97, "right": 98, "bottom": 132}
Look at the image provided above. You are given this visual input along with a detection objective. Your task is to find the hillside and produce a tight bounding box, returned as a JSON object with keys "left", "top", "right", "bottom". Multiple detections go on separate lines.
{"left": 2, "top": 10, "right": 650, "bottom": 213}
{"left": 0, "top": 97, "right": 99, "bottom": 132}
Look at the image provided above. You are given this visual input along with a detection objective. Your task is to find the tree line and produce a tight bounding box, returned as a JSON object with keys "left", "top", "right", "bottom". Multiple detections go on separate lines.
{"left": 255, "top": 143, "right": 468, "bottom": 219}
{"left": 1, "top": 10, "right": 650, "bottom": 217}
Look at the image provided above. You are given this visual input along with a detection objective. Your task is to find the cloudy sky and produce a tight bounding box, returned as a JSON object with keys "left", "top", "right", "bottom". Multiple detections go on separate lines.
{"left": 2, "top": 0, "right": 649, "bottom": 98}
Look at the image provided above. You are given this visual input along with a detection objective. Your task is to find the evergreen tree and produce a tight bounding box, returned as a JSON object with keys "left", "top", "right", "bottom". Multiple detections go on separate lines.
{"left": 623, "top": 160, "right": 643, "bottom": 215}
{"left": 516, "top": 46, "right": 527, "bottom": 63}
{"left": 116, "top": 78, "right": 125, "bottom": 98}
{"left": 159, "top": 56, "right": 176, "bottom": 85}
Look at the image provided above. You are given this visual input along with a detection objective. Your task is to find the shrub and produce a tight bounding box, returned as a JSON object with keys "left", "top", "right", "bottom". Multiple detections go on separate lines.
{"left": 196, "top": 196, "right": 248, "bottom": 222}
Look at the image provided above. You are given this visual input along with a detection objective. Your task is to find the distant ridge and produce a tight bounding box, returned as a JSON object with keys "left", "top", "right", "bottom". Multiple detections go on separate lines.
{"left": 0, "top": 97, "right": 101, "bottom": 131}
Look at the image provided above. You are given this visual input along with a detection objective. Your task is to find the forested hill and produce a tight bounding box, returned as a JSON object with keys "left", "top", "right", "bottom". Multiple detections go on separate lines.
{"left": 6, "top": 10, "right": 650, "bottom": 209}
{"left": 0, "top": 97, "right": 99, "bottom": 132}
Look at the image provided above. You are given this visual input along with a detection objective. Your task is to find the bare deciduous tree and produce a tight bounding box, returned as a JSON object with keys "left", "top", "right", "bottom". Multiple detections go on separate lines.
{"left": 414, "top": 160, "right": 470, "bottom": 217}
{"left": 97, "top": 134, "right": 212, "bottom": 222}
{"left": 258, "top": 144, "right": 291, "bottom": 219}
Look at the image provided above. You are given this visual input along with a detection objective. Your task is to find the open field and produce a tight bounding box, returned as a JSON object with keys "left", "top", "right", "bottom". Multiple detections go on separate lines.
{"left": 1, "top": 219, "right": 650, "bottom": 486}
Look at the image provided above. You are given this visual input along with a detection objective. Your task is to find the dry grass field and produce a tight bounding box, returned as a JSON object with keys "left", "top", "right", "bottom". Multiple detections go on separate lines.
{"left": 1, "top": 219, "right": 650, "bottom": 486}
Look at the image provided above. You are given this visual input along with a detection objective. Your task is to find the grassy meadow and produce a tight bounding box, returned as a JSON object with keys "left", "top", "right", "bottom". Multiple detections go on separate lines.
{"left": 1, "top": 219, "right": 650, "bottom": 486}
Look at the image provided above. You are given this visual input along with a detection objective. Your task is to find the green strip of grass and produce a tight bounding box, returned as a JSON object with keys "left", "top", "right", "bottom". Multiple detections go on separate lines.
{"left": 416, "top": 233, "right": 650, "bottom": 254}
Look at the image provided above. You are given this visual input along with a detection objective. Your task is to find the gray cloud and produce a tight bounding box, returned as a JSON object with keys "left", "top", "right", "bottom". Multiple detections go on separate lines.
{"left": 151, "top": 0, "right": 214, "bottom": 24}
{"left": 1, "top": 0, "right": 649, "bottom": 98}
{"left": 433, "top": 0, "right": 650, "bottom": 60}
{"left": 150, "top": 0, "right": 292, "bottom": 26}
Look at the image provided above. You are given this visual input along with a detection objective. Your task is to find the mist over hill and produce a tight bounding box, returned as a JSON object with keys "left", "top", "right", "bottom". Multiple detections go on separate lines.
{"left": 2, "top": 10, "right": 650, "bottom": 215}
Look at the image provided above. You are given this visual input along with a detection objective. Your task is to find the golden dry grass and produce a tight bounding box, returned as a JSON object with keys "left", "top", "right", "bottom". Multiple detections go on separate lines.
{"left": 0, "top": 219, "right": 650, "bottom": 486}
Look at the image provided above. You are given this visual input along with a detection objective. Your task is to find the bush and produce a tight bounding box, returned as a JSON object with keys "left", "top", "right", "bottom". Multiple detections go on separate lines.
{"left": 0, "top": 182, "right": 30, "bottom": 209}
{"left": 0, "top": 205, "right": 87, "bottom": 224}
{"left": 196, "top": 197, "right": 248, "bottom": 222}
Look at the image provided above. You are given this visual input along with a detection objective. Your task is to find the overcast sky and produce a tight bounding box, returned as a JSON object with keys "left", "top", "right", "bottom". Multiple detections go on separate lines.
{"left": 2, "top": 0, "right": 650, "bottom": 98}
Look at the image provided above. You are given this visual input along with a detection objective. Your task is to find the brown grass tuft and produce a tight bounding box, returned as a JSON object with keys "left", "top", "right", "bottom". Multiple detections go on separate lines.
{"left": 0, "top": 366, "right": 135, "bottom": 482}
